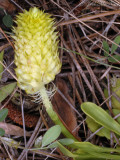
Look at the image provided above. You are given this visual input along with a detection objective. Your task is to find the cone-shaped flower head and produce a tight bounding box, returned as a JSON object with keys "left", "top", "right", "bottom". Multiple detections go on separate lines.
{"left": 13, "top": 7, "right": 61, "bottom": 94}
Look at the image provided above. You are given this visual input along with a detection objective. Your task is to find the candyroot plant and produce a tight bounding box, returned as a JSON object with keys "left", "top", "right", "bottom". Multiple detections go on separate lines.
{"left": 3, "top": 6, "right": 120, "bottom": 160}
{"left": 12, "top": 7, "right": 78, "bottom": 141}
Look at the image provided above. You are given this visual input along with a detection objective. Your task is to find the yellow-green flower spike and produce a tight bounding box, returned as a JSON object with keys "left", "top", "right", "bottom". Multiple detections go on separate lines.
{"left": 13, "top": 7, "right": 61, "bottom": 94}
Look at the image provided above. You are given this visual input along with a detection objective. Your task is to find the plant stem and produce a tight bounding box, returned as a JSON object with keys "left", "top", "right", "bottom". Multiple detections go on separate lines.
{"left": 39, "top": 85, "right": 79, "bottom": 142}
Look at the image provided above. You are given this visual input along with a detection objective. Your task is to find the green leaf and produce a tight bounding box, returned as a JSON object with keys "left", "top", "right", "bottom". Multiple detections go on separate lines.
{"left": 74, "top": 154, "right": 106, "bottom": 160}
{"left": 103, "top": 40, "right": 109, "bottom": 57}
{"left": 56, "top": 140, "right": 120, "bottom": 159}
{"left": 111, "top": 36, "right": 120, "bottom": 54}
{"left": 104, "top": 78, "right": 120, "bottom": 110}
{"left": 86, "top": 116, "right": 111, "bottom": 139}
{"left": 41, "top": 125, "right": 61, "bottom": 147}
{"left": 72, "top": 142, "right": 120, "bottom": 154}
{"left": 0, "top": 108, "right": 8, "bottom": 136}
{"left": 48, "top": 138, "right": 74, "bottom": 149}
{"left": 0, "top": 51, "right": 4, "bottom": 80}
{"left": 0, "top": 82, "right": 16, "bottom": 103}
{"left": 2, "top": 14, "right": 13, "bottom": 28}
{"left": 58, "top": 138, "right": 74, "bottom": 146}
{"left": 47, "top": 141, "right": 58, "bottom": 148}
{"left": 86, "top": 109, "right": 120, "bottom": 140}
{"left": 108, "top": 55, "right": 120, "bottom": 63}
{"left": 0, "top": 128, "right": 5, "bottom": 136}
{"left": 57, "top": 141, "right": 120, "bottom": 159}
{"left": 57, "top": 141, "right": 77, "bottom": 158}
{"left": 0, "top": 108, "right": 8, "bottom": 122}
{"left": 74, "top": 148, "right": 120, "bottom": 160}
{"left": 74, "top": 149, "right": 106, "bottom": 160}
{"left": 81, "top": 102, "right": 120, "bottom": 136}
{"left": 87, "top": 151, "right": 120, "bottom": 160}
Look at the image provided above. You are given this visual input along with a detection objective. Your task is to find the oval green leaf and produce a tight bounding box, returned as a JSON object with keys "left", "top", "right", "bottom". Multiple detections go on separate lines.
{"left": 0, "top": 82, "right": 16, "bottom": 103}
{"left": 59, "top": 138, "right": 74, "bottom": 146}
{"left": 48, "top": 138, "right": 74, "bottom": 149}
{"left": 47, "top": 141, "right": 58, "bottom": 148}
{"left": 103, "top": 40, "right": 109, "bottom": 57}
{"left": 2, "top": 14, "right": 13, "bottom": 28}
{"left": 111, "top": 35, "right": 120, "bottom": 54}
{"left": 42, "top": 125, "right": 61, "bottom": 147}
{"left": 0, "top": 108, "right": 8, "bottom": 122}
{"left": 81, "top": 102, "right": 120, "bottom": 136}
{"left": 0, "top": 128, "right": 5, "bottom": 136}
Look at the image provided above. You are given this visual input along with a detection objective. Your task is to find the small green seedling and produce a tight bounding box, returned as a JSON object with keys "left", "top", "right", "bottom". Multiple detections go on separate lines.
{"left": 103, "top": 35, "right": 120, "bottom": 63}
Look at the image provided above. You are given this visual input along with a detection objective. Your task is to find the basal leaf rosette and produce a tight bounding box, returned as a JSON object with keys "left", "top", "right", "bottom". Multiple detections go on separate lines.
{"left": 12, "top": 7, "right": 61, "bottom": 94}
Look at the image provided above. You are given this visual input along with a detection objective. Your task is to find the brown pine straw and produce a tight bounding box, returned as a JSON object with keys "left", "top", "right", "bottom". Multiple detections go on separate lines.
{"left": 57, "top": 10, "right": 120, "bottom": 26}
